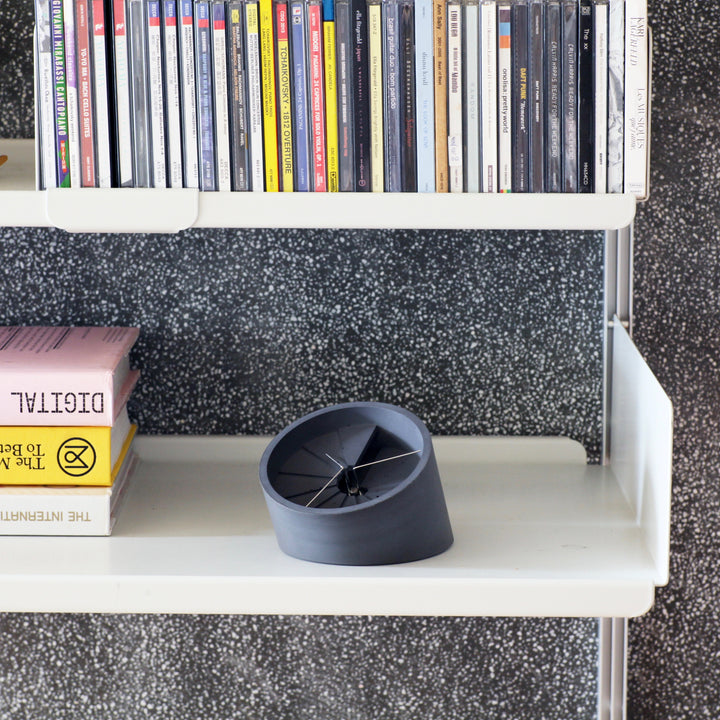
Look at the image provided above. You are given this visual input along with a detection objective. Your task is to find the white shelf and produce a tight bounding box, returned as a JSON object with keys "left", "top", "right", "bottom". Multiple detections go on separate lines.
{"left": 0, "top": 139, "right": 637, "bottom": 232}
{"left": 0, "top": 325, "right": 671, "bottom": 617}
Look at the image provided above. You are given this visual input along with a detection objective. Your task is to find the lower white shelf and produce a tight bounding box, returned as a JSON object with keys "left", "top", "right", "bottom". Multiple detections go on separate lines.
{"left": 0, "top": 429, "right": 666, "bottom": 617}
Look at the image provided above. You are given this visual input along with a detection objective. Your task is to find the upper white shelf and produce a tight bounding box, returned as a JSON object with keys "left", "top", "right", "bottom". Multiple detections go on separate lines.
{"left": 0, "top": 139, "right": 637, "bottom": 232}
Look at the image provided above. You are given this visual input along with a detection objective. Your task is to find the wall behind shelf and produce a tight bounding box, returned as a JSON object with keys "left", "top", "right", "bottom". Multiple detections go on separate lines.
{"left": 0, "top": 2, "right": 605, "bottom": 720}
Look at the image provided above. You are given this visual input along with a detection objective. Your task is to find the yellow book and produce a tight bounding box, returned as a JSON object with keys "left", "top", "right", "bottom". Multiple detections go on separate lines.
{"left": 275, "top": 0, "right": 294, "bottom": 190}
{"left": 368, "top": 0, "right": 384, "bottom": 192}
{"left": 0, "top": 408, "right": 136, "bottom": 487}
{"left": 323, "top": 10, "right": 339, "bottom": 192}
{"left": 259, "top": 0, "right": 280, "bottom": 191}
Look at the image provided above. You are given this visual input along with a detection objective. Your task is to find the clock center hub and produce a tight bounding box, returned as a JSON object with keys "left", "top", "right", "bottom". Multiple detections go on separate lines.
{"left": 337, "top": 466, "right": 365, "bottom": 497}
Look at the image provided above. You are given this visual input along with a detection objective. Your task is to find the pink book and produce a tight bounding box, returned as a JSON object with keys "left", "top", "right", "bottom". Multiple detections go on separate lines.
{"left": 0, "top": 327, "right": 140, "bottom": 426}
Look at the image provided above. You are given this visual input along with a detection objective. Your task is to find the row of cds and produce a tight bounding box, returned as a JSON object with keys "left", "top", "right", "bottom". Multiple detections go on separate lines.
{"left": 35, "top": 0, "right": 648, "bottom": 194}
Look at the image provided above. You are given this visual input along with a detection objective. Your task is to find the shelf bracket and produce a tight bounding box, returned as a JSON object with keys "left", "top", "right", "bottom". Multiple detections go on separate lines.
{"left": 597, "top": 618, "right": 628, "bottom": 720}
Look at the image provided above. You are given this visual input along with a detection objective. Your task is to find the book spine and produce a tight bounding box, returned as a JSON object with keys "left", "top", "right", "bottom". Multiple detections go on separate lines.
{"left": 112, "top": 0, "right": 134, "bottom": 186}
{"left": 414, "top": 0, "right": 434, "bottom": 191}
{"left": 211, "top": 0, "right": 232, "bottom": 190}
{"left": 335, "top": 0, "right": 355, "bottom": 191}
{"left": 50, "top": 0, "right": 71, "bottom": 187}
{"left": 463, "top": 0, "right": 479, "bottom": 193}
{"left": 528, "top": 0, "right": 544, "bottom": 192}
{"left": 128, "top": 0, "right": 151, "bottom": 187}
{"left": 227, "top": 1, "right": 250, "bottom": 190}
{"left": 593, "top": 0, "right": 608, "bottom": 193}
{"left": 368, "top": 0, "right": 383, "bottom": 192}
{"left": 36, "top": 0, "right": 57, "bottom": 189}
{"left": 163, "top": 0, "right": 184, "bottom": 187}
{"left": 447, "top": 0, "right": 463, "bottom": 193}
{"left": 179, "top": 0, "right": 200, "bottom": 187}
{"left": 511, "top": 0, "right": 529, "bottom": 192}
{"left": 290, "top": 0, "right": 312, "bottom": 190}
{"left": 147, "top": 0, "right": 168, "bottom": 187}
{"left": 350, "top": 0, "right": 370, "bottom": 190}
{"left": 245, "top": 0, "right": 265, "bottom": 189}
{"left": 259, "top": 0, "right": 280, "bottom": 190}
{"left": 577, "top": 0, "right": 592, "bottom": 191}
{"left": 432, "top": 0, "right": 447, "bottom": 191}
{"left": 76, "top": 0, "right": 97, "bottom": 187}
{"left": 561, "top": 0, "right": 577, "bottom": 192}
{"left": 399, "top": 0, "right": 416, "bottom": 192}
{"left": 63, "top": 0, "right": 82, "bottom": 188}
{"left": 480, "top": 0, "right": 497, "bottom": 192}
{"left": 322, "top": 0, "right": 340, "bottom": 191}
{"left": 544, "top": 0, "right": 561, "bottom": 191}
{"left": 274, "top": 0, "right": 294, "bottom": 190}
{"left": 308, "top": 0, "right": 327, "bottom": 191}
{"left": 90, "top": 0, "right": 113, "bottom": 187}
{"left": 606, "top": 0, "right": 622, "bottom": 192}
{"left": 497, "top": 1, "right": 512, "bottom": 192}
{"left": 623, "top": 0, "right": 647, "bottom": 197}
{"left": 383, "top": 0, "right": 402, "bottom": 192}
{"left": 195, "top": 0, "right": 217, "bottom": 190}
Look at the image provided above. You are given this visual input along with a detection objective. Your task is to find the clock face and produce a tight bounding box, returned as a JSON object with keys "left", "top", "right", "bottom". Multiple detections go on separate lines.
{"left": 271, "top": 423, "right": 421, "bottom": 509}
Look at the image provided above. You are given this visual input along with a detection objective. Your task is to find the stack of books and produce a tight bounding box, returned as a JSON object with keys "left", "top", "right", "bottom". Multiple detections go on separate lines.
{"left": 34, "top": 0, "right": 648, "bottom": 195}
{"left": 0, "top": 326, "right": 140, "bottom": 536}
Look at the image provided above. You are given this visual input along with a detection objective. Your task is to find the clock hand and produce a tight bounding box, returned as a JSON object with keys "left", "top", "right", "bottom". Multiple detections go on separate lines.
{"left": 306, "top": 467, "right": 345, "bottom": 508}
{"left": 352, "top": 449, "right": 421, "bottom": 471}
{"left": 325, "top": 453, "right": 344, "bottom": 470}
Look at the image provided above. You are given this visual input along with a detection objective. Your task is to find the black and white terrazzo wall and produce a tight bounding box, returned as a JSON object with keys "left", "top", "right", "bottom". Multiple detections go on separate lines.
{"left": 0, "top": 0, "right": 715, "bottom": 716}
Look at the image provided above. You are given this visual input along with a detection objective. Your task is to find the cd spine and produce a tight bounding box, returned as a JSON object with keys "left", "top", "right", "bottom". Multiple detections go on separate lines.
{"left": 368, "top": 0, "right": 383, "bottom": 192}
{"left": 322, "top": 0, "right": 339, "bottom": 191}
{"left": 50, "top": 0, "right": 71, "bottom": 187}
{"left": 480, "top": 0, "right": 497, "bottom": 192}
{"left": 308, "top": 0, "right": 327, "bottom": 191}
{"left": 447, "top": 0, "right": 463, "bottom": 193}
{"left": 623, "top": 0, "right": 647, "bottom": 197}
{"left": 275, "top": 0, "right": 294, "bottom": 190}
{"left": 335, "top": 0, "right": 355, "bottom": 190}
{"left": 290, "top": 0, "right": 311, "bottom": 190}
{"left": 399, "top": 0, "right": 416, "bottom": 192}
{"left": 594, "top": 0, "right": 608, "bottom": 193}
{"left": 497, "top": 0, "right": 512, "bottom": 193}
{"left": 511, "top": 0, "right": 529, "bottom": 192}
{"left": 163, "top": 0, "right": 184, "bottom": 188}
{"left": 606, "top": 0, "right": 623, "bottom": 193}
{"left": 147, "top": 0, "right": 168, "bottom": 187}
{"left": 577, "top": 0, "right": 593, "bottom": 192}
{"left": 227, "top": 1, "right": 250, "bottom": 190}
{"left": 528, "top": 0, "right": 544, "bottom": 192}
{"left": 463, "top": 0, "right": 480, "bottom": 193}
{"left": 414, "top": 0, "right": 434, "bottom": 191}
{"left": 561, "top": 0, "right": 578, "bottom": 192}
{"left": 259, "top": 0, "right": 280, "bottom": 191}
{"left": 350, "top": 0, "right": 370, "bottom": 190}
{"left": 383, "top": 0, "right": 402, "bottom": 192}
{"left": 432, "top": 0, "right": 447, "bottom": 191}
{"left": 195, "top": 0, "right": 217, "bottom": 190}
{"left": 211, "top": 0, "right": 232, "bottom": 190}
{"left": 244, "top": 0, "right": 265, "bottom": 190}
{"left": 76, "top": 0, "right": 97, "bottom": 187}
{"left": 128, "top": 0, "right": 152, "bottom": 187}
{"left": 63, "top": 0, "right": 82, "bottom": 188}
{"left": 35, "top": 0, "right": 57, "bottom": 189}
{"left": 90, "top": 0, "right": 113, "bottom": 187}
{"left": 112, "top": 0, "right": 134, "bottom": 186}
{"left": 545, "top": 0, "right": 561, "bottom": 191}
{"left": 178, "top": 0, "right": 200, "bottom": 187}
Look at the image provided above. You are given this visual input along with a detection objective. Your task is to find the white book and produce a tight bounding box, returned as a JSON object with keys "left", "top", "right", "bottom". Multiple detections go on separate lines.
{"left": 63, "top": 0, "right": 82, "bottom": 188}
{"left": 497, "top": 1, "right": 512, "bottom": 192}
{"left": 163, "top": 0, "right": 184, "bottom": 187}
{"left": 178, "top": 0, "right": 199, "bottom": 188}
{"left": 415, "top": 0, "right": 435, "bottom": 192}
{"left": 480, "top": 0, "right": 497, "bottom": 192}
{"left": 147, "top": 0, "right": 168, "bottom": 187}
{"left": 606, "top": 0, "right": 623, "bottom": 192}
{"left": 0, "top": 448, "right": 137, "bottom": 537}
{"left": 447, "top": 1, "right": 463, "bottom": 193}
{"left": 623, "top": 0, "right": 648, "bottom": 197}
{"left": 594, "top": 0, "right": 608, "bottom": 193}
{"left": 211, "top": 1, "right": 232, "bottom": 191}
{"left": 35, "top": 0, "right": 57, "bottom": 190}
{"left": 91, "top": 0, "right": 113, "bottom": 187}
{"left": 245, "top": 0, "right": 265, "bottom": 191}
{"left": 463, "top": 0, "right": 480, "bottom": 193}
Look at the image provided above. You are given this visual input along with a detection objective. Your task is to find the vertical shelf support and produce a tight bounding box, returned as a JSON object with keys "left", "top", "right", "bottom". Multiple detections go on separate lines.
{"left": 597, "top": 617, "right": 628, "bottom": 720}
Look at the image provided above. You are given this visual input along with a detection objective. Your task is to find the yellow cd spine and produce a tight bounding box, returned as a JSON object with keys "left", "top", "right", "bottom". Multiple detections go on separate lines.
{"left": 259, "top": 0, "right": 280, "bottom": 190}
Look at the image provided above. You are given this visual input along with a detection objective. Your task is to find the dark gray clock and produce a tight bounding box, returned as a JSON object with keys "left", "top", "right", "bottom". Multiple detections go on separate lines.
{"left": 259, "top": 402, "right": 454, "bottom": 565}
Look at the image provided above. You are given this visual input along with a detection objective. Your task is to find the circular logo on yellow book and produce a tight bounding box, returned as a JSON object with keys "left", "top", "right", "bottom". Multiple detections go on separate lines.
{"left": 57, "top": 438, "right": 97, "bottom": 477}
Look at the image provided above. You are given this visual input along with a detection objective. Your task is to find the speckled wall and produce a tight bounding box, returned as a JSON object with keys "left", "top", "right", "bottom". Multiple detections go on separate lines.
{"left": 0, "top": 0, "right": 711, "bottom": 716}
